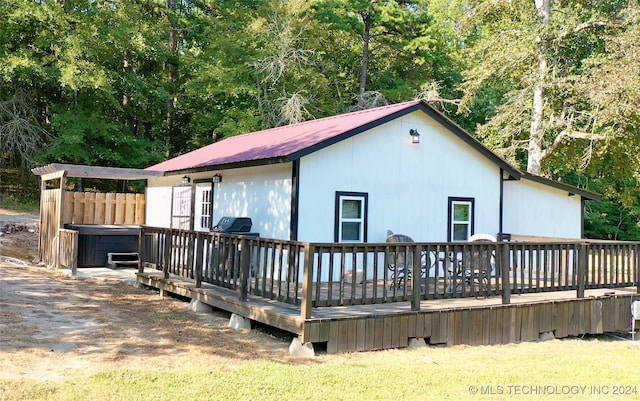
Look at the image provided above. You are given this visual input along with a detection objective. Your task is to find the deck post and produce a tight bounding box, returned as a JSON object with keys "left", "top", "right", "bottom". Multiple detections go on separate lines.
{"left": 577, "top": 243, "right": 586, "bottom": 298}
{"left": 194, "top": 232, "right": 204, "bottom": 288}
{"left": 238, "top": 237, "right": 251, "bottom": 301}
{"left": 411, "top": 245, "right": 421, "bottom": 311}
{"left": 635, "top": 243, "right": 640, "bottom": 295}
{"left": 300, "top": 243, "right": 314, "bottom": 321}
{"left": 500, "top": 242, "right": 511, "bottom": 304}
{"left": 162, "top": 229, "right": 171, "bottom": 279}
{"left": 137, "top": 226, "right": 145, "bottom": 274}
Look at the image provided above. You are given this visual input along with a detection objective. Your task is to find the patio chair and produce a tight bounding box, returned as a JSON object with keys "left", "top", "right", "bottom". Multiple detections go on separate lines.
{"left": 386, "top": 233, "right": 421, "bottom": 289}
{"left": 631, "top": 301, "right": 640, "bottom": 341}
{"left": 456, "top": 234, "right": 497, "bottom": 296}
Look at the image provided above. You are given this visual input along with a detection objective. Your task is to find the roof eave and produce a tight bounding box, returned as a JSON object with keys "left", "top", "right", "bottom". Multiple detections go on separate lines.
{"left": 153, "top": 156, "right": 290, "bottom": 176}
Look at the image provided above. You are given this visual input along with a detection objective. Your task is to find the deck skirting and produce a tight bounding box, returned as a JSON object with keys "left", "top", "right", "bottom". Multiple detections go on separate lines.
{"left": 137, "top": 271, "right": 639, "bottom": 354}
{"left": 304, "top": 295, "right": 637, "bottom": 353}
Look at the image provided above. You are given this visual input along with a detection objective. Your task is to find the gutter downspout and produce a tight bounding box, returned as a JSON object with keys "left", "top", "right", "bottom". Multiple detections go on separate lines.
{"left": 581, "top": 197, "right": 585, "bottom": 239}
{"left": 499, "top": 168, "right": 504, "bottom": 238}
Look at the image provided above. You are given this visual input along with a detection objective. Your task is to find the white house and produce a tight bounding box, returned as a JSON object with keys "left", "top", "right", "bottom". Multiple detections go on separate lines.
{"left": 145, "top": 100, "right": 599, "bottom": 243}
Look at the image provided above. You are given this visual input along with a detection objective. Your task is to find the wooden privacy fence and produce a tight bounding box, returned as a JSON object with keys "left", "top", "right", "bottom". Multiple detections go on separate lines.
{"left": 38, "top": 189, "right": 145, "bottom": 266}
{"left": 139, "top": 227, "right": 640, "bottom": 317}
{"left": 41, "top": 191, "right": 145, "bottom": 227}
{"left": 62, "top": 191, "right": 145, "bottom": 225}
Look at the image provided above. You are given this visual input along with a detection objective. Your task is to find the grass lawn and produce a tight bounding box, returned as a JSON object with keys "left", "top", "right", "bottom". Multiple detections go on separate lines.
{"left": 2, "top": 335, "right": 638, "bottom": 401}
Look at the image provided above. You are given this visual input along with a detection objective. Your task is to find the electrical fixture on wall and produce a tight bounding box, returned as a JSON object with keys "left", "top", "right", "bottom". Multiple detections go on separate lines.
{"left": 409, "top": 129, "right": 420, "bottom": 144}
{"left": 212, "top": 174, "right": 222, "bottom": 183}
{"left": 182, "top": 175, "right": 191, "bottom": 184}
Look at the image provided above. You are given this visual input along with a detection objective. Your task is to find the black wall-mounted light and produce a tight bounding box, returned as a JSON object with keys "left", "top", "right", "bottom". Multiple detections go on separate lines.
{"left": 409, "top": 129, "right": 420, "bottom": 144}
{"left": 212, "top": 174, "right": 222, "bottom": 183}
{"left": 182, "top": 175, "right": 191, "bottom": 184}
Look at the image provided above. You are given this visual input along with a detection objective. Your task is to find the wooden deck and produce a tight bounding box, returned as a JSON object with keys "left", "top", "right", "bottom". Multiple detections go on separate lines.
{"left": 137, "top": 270, "right": 640, "bottom": 354}
{"left": 134, "top": 227, "right": 640, "bottom": 353}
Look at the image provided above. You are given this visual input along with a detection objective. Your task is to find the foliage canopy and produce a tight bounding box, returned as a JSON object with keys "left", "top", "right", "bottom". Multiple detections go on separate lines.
{"left": 1, "top": 0, "right": 639, "bottom": 239}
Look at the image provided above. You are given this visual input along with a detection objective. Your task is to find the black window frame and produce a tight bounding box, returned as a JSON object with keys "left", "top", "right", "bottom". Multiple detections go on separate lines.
{"left": 447, "top": 197, "right": 475, "bottom": 242}
{"left": 334, "top": 191, "right": 369, "bottom": 243}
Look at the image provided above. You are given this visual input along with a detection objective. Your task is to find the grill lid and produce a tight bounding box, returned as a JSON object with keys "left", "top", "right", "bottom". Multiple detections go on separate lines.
{"left": 212, "top": 217, "right": 252, "bottom": 233}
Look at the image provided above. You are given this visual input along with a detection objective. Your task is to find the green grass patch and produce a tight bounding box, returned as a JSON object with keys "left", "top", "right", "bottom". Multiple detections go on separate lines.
{"left": 2, "top": 336, "right": 639, "bottom": 401}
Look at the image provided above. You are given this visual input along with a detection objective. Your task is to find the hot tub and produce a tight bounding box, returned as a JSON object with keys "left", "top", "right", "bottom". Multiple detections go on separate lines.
{"left": 65, "top": 224, "right": 140, "bottom": 268}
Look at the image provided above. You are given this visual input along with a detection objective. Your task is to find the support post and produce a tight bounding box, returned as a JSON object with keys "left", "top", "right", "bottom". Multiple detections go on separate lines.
{"left": 238, "top": 237, "right": 250, "bottom": 301}
{"left": 577, "top": 243, "right": 586, "bottom": 298}
{"left": 163, "top": 229, "right": 171, "bottom": 279}
{"left": 137, "top": 226, "right": 145, "bottom": 274}
{"left": 411, "top": 244, "right": 421, "bottom": 311}
{"left": 300, "top": 243, "right": 314, "bottom": 322}
{"left": 70, "top": 230, "right": 78, "bottom": 278}
{"left": 501, "top": 242, "right": 511, "bottom": 305}
{"left": 194, "top": 232, "right": 204, "bottom": 288}
{"left": 636, "top": 243, "right": 640, "bottom": 295}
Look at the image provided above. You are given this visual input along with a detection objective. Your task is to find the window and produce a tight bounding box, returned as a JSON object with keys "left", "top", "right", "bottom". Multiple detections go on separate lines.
{"left": 448, "top": 197, "right": 474, "bottom": 241}
{"left": 335, "top": 192, "right": 368, "bottom": 243}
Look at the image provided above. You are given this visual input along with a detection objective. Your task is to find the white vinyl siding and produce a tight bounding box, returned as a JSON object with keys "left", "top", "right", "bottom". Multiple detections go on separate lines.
{"left": 503, "top": 178, "right": 583, "bottom": 239}
{"left": 297, "top": 110, "right": 500, "bottom": 242}
{"left": 146, "top": 164, "right": 292, "bottom": 239}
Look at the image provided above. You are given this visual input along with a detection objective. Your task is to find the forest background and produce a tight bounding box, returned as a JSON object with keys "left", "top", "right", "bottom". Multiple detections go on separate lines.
{"left": 1, "top": 0, "right": 639, "bottom": 239}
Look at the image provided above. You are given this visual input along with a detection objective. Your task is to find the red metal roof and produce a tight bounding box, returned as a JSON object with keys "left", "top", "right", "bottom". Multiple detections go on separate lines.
{"left": 145, "top": 99, "right": 601, "bottom": 201}
{"left": 147, "top": 100, "right": 424, "bottom": 172}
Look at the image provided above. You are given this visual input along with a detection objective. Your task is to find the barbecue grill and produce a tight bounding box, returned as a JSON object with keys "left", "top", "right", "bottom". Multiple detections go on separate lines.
{"left": 212, "top": 217, "right": 258, "bottom": 236}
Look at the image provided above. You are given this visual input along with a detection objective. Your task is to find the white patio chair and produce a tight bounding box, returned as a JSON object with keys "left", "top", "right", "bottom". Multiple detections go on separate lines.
{"left": 631, "top": 301, "right": 640, "bottom": 341}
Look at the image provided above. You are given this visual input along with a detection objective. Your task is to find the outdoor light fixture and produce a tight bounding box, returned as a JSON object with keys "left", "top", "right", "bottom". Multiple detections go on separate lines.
{"left": 409, "top": 128, "right": 420, "bottom": 144}
{"left": 182, "top": 175, "right": 191, "bottom": 184}
{"left": 212, "top": 174, "right": 222, "bottom": 183}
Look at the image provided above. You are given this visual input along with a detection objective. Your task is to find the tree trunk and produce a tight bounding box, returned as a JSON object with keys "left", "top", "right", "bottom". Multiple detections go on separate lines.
{"left": 165, "top": 0, "right": 178, "bottom": 159}
{"left": 358, "top": 13, "right": 372, "bottom": 109}
{"left": 527, "top": 47, "right": 547, "bottom": 175}
{"left": 122, "top": 50, "right": 137, "bottom": 135}
{"left": 528, "top": 0, "right": 551, "bottom": 175}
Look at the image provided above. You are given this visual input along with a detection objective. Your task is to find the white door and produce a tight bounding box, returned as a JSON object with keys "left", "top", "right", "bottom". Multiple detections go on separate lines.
{"left": 171, "top": 186, "right": 193, "bottom": 230}
{"left": 194, "top": 183, "right": 213, "bottom": 232}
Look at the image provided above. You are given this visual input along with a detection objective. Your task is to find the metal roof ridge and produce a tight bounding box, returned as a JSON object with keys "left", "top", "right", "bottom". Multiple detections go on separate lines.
{"left": 229, "top": 99, "right": 422, "bottom": 140}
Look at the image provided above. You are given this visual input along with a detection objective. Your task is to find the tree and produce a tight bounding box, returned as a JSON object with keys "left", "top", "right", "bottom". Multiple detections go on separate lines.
{"left": 313, "top": 0, "right": 449, "bottom": 109}
{"left": 459, "top": 0, "right": 631, "bottom": 175}
{"left": 0, "top": 91, "right": 50, "bottom": 169}
{"left": 248, "top": 1, "right": 318, "bottom": 127}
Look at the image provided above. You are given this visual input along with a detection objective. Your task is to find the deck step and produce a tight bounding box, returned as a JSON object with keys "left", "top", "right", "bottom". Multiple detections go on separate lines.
{"left": 107, "top": 252, "right": 139, "bottom": 269}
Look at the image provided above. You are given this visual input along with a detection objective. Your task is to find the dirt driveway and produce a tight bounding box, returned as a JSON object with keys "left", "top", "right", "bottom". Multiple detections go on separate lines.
{"left": 0, "top": 209, "right": 311, "bottom": 383}
{"left": 0, "top": 237, "right": 297, "bottom": 383}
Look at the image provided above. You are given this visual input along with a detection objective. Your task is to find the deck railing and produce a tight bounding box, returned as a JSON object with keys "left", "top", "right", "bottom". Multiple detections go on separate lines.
{"left": 140, "top": 227, "right": 304, "bottom": 303}
{"left": 138, "top": 227, "right": 640, "bottom": 315}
